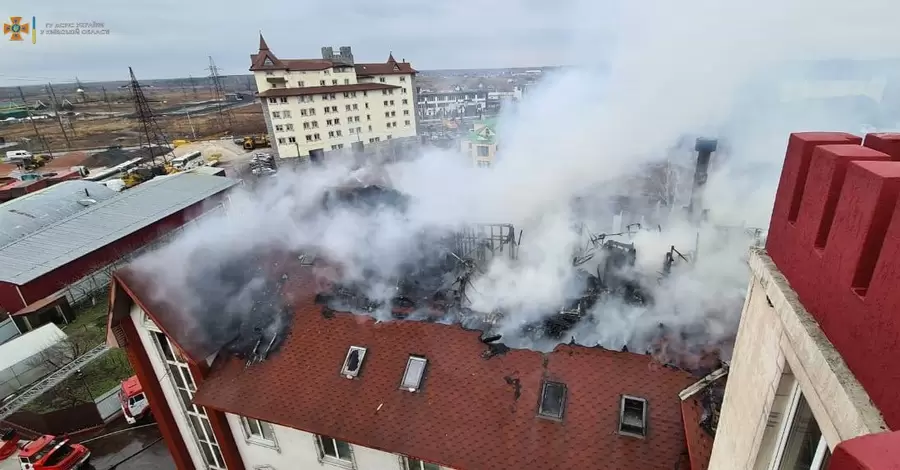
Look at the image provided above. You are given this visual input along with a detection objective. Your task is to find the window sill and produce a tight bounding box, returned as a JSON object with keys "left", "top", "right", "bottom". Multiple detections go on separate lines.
{"left": 245, "top": 437, "right": 280, "bottom": 452}
{"left": 319, "top": 456, "right": 354, "bottom": 469}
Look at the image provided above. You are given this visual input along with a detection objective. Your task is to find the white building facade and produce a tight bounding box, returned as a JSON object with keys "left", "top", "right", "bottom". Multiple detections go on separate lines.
{"left": 128, "top": 303, "right": 449, "bottom": 470}
{"left": 251, "top": 38, "right": 418, "bottom": 160}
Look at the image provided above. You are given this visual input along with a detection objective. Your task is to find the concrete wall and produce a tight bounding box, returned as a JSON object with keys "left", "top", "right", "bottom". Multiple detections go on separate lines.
{"left": 765, "top": 132, "right": 900, "bottom": 429}
{"left": 709, "top": 251, "right": 888, "bottom": 469}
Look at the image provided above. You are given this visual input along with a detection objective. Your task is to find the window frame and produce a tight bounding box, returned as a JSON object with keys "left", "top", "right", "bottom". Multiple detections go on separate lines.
{"left": 314, "top": 434, "right": 355, "bottom": 468}
{"left": 618, "top": 395, "right": 648, "bottom": 438}
{"left": 240, "top": 416, "right": 279, "bottom": 450}
{"left": 402, "top": 455, "right": 440, "bottom": 470}
{"left": 341, "top": 346, "right": 367, "bottom": 378}
{"left": 400, "top": 356, "right": 428, "bottom": 392}
{"left": 537, "top": 381, "right": 567, "bottom": 420}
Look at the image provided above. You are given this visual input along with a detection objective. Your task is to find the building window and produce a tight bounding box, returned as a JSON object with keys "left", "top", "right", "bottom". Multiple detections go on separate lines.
{"left": 283, "top": 110, "right": 291, "bottom": 118}
{"left": 404, "top": 120, "right": 410, "bottom": 126}
{"left": 365, "top": 103, "right": 369, "bottom": 109}
{"left": 306, "top": 135, "right": 313, "bottom": 142}
{"left": 277, "top": 138, "right": 286, "bottom": 144}
{"left": 315, "top": 435, "right": 354, "bottom": 466}
{"left": 309, "top": 108, "right": 316, "bottom": 115}
{"left": 301, "top": 109, "right": 308, "bottom": 116}
{"left": 383, "top": 100, "right": 389, "bottom": 106}
{"left": 618, "top": 396, "right": 648, "bottom": 438}
{"left": 402, "top": 88, "right": 407, "bottom": 94}
{"left": 403, "top": 456, "right": 439, "bottom": 470}
{"left": 352, "top": 104, "right": 358, "bottom": 110}
{"left": 332, "top": 79, "right": 338, "bottom": 85}
{"left": 367, "top": 114, "right": 371, "bottom": 121}
{"left": 241, "top": 416, "right": 277, "bottom": 447}
{"left": 335, "top": 118, "right": 340, "bottom": 125}
{"left": 404, "top": 110, "right": 409, "bottom": 116}
{"left": 279, "top": 97, "right": 288, "bottom": 103}
{"left": 327, "top": 119, "right": 333, "bottom": 126}
{"left": 538, "top": 381, "right": 567, "bottom": 420}
{"left": 151, "top": 332, "right": 225, "bottom": 469}
{"left": 285, "top": 124, "right": 294, "bottom": 131}
{"left": 344, "top": 79, "right": 350, "bottom": 85}
{"left": 477, "top": 146, "right": 490, "bottom": 157}
{"left": 345, "top": 104, "right": 352, "bottom": 112}
{"left": 304, "top": 122, "right": 310, "bottom": 130}
{"left": 774, "top": 392, "right": 831, "bottom": 470}
{"left": 320, "top": 80, "right": 326, "bottom": 86}
{"left": 390, "top": 100, "right": 395, "bottom": 105}
{"left": 272, "top": 111, "right": 281, "bottom": 119}
{"left": 299, "top": 81, "right": 305, "bottom": 87}
{"left": 400, "top": 76, "right": 406, "bottom": 82}
{"left": 275, "top": 125, "right": 284, "bottom": 132}
{"left": 402, "top": 99, "right": 408, "bottom": 105}
{"left": 329, "top": 131, "right": 335, "bottom": 138}
{"left": 391, "top": 111, "right": 396, "bottom": 117}
{"left": 268, "top": 98, "right": 277, "bottom": 104}
{"left": 336, "top": 130, "right": 342, "bottom": 137}
{"left": 288, "top": 136, "right": 296, "bottom": 143}
{"left": 400, "top": 356, "right": 427, "bottom": 391}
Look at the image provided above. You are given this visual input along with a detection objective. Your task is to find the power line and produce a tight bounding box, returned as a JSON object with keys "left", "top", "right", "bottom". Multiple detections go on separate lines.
{"left": 207, "top": 56, "right": 234, "bottom": 131}
{"left": 128, "top": 66, "right": 171, "bottom": 168}
{"left": 17, "top": 86, "right": 53, "bottom": 157}
{"left": 46, "top": 83, "right": 72, "bottom": 150}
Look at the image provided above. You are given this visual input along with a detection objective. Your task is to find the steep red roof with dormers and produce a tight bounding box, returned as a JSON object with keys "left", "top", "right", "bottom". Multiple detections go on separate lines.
{"left": 170, "top": 268, "right": 699, "bottom": 470}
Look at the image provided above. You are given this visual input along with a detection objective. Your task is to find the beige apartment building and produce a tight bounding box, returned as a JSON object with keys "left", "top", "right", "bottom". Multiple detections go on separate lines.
{"left": 250, "top": 36, "right": 418, "bottom": 160}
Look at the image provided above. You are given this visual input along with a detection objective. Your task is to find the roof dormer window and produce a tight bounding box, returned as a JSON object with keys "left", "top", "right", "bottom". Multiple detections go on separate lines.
{"left": 619, "top": 395, "right": 648, "bottom": 438}
{"left": 341, "top": 346, "right": 367, "bottom": 378}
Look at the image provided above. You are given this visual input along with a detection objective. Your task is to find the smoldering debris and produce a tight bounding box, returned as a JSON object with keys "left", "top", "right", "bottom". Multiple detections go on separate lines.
{"left": 172, "top": 249, "right": 295, "bottom": 363}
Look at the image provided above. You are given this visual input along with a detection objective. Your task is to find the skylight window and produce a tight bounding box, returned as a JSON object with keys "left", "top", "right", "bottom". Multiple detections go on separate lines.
{"left": 619, "top": 396, "right": 648, "bottom": 438}
{"left": 341, "top": 346, "right": 367, "bottom": 378}
{"left": 538, "top": 381, "right": 567, "bottom": 420}
{"left": 400, "top": 356, "right": 427, "bottom": 391}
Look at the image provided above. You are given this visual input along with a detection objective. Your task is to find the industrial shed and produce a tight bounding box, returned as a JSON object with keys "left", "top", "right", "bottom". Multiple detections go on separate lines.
{"left": 0, "top": 323, "right": 67, "bottom": 400}
{"left": 0, "top": 172, "right": 238, "bottom": 322}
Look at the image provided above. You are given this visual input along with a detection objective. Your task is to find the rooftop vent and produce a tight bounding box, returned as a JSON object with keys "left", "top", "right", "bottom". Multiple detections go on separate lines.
{"left": 538, "top": 381, "right": 567, "bottom": 420}
{"left": 341, "top": 346, "right": 367, "bottom": 378}
{"left": 400, "top": 356, "right": 427, "bottom": 392}
{"left": 619, "top": 396, "right": 648, "bottom": 438}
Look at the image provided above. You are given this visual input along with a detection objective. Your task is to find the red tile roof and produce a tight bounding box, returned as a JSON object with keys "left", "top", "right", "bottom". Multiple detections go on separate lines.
{"left": 257, "top": 83, "right": 400, "bottom": 99}
{"left": 681, "top": 398, "right": 713, "bottom": 470}
{"left": 174, "top": 269, "right": 699, "bottom": 470}
{"left": 355, "top": 62, "right": 417, "bottom": 76}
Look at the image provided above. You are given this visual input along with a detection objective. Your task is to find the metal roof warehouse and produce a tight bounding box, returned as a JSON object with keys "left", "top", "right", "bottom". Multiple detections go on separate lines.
{"left": 0, "top": 172, "right": 238, "bottom": 316}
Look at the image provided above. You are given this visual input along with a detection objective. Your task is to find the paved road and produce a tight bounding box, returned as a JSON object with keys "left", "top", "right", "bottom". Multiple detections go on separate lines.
{"left": 81, "top": 423, "right": 174, "bottom": 470}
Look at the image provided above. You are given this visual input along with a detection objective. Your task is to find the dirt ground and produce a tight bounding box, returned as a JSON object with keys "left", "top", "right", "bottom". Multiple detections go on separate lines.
{"left": 1, "top": 89, "right": 266, "bottom": 153}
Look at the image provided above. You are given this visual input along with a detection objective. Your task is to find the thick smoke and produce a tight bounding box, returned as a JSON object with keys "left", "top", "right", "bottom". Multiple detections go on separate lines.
{"left": 130, "top": 0, "right": 900, "bottom": 366}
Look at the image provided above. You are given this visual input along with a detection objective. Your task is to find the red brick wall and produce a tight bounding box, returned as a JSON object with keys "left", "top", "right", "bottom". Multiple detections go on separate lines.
{"left": 767, "top": 132, "right": 900, "bottom": 430}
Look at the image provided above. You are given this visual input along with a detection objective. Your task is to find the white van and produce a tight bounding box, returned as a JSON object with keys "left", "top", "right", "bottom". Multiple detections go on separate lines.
{"left": 5, "top": 150, "right": 32, "bottom": 162}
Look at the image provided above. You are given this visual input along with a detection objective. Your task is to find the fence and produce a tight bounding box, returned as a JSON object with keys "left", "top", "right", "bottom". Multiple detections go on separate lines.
{"left": 94, "top": 384, "right": 123, "bottom": 423}
{"left": 0, "top": 383, "right": 120, "bottom": 437}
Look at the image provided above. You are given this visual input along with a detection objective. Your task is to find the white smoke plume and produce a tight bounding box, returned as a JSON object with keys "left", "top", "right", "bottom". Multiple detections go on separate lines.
{"left": 130, "top": 0, "right": 900, "bottom": 366}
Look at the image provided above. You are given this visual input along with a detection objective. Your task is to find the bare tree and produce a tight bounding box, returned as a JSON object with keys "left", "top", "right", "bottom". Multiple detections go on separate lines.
{"left": 643, "top": 159, "right": 690, "bottom": 212}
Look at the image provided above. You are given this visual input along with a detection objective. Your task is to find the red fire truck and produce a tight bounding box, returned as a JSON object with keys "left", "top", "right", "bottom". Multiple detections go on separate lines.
{"left": 118, "top": 376, "right": 150, "bottom": 425}
{"left": 0, "top": 429, "right": 91, "bottom": 470}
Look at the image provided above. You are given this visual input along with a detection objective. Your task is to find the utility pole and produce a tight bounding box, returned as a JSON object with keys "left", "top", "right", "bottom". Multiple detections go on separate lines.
{"left": 185, "top": 111, "right": 197, "bottom": 139}
{"left": 101, "top": 86, "right": 112, "bottom": 112}
{"left": 17, "top": 86, "right": 53, "bottom": 157}
{"left": 46, "top": 83, "right": 72, "bottom": 150}
{"left": 188, "top": 75, "right": 198, "bottom": 99}
{"left": 207, "top": 56, "right": 234, "bottom": 130}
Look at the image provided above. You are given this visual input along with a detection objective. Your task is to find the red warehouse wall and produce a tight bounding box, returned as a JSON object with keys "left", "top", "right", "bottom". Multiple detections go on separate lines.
{"left": 12, "top": 194, "right": 227, "bottom": 307}
{"left": 767, "top": 132, "right": 900, "bottom": 430}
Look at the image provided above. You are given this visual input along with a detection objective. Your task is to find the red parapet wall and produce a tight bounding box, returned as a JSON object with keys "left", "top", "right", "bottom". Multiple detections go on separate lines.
{"left": 767, "top": 132, "right": 900, "bottom": 430}
{"left": 828, "top": 431, "right": 900, "bottom": 470}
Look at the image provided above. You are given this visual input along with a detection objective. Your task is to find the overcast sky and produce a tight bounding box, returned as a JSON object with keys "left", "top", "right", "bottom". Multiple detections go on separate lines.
{"left": 0, "top": 0, "right": 615, "bottom": 87}
{"left": 4, "top": 0, "right": 900, "bottom": 88}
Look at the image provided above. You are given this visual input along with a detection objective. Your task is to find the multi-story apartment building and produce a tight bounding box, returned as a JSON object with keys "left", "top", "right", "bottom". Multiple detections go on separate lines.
{"left": 416, "top": 91, "right": 487, "bottom": 121}
{"left": 708, "top": 132, "right": 900, "bottom": 469}
{"left": 250, "top": 36, "right": 418, "bottom": 160}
